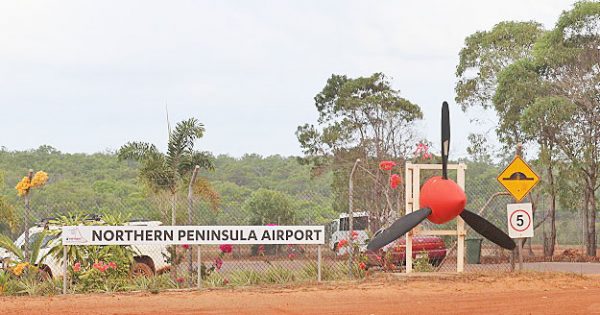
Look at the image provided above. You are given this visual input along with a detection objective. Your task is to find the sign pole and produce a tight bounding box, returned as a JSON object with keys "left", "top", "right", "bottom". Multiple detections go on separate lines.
{"left": 62, "top": 245, "right": 67, "bottom": 294}
{"left": 515, "top": 144, "right": 523, "bottom": 272}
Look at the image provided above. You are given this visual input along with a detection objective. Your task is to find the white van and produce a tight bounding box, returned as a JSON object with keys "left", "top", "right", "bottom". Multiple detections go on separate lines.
{"left": 326, "top": 212, "right": 370, "bottom": 255}
{"left": 0, "top": 219, "right": 169, "bottom": 278}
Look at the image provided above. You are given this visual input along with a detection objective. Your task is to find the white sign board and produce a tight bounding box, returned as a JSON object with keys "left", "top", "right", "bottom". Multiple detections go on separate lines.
{"left": 62, "top": 225, "right": 325, "bottom": 246}
{"left": 507, "top": 203, "right": 534, "bottom": 238}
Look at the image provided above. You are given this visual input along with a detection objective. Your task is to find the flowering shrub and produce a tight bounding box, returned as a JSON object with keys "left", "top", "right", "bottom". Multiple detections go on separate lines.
{"left": 389, "top": 174, "right": 402, "bottom": 189}
{"left": 378, "top": 161, "right": 396, "bottom": 171}
{"left": 15, "top": 171, "right": 48, "bottom": 196}
{"left": 414, "top": 142, "right": 432, "bottom": 160}
{"left": 72, "top": 259, "right": 123, "bottom": 292}
{"left": 219, "top": 244, "right": 233, "bottom": 254}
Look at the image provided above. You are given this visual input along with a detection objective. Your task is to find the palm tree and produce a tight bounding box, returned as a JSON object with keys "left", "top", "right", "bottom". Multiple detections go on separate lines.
{"left": 117, "top": 118, "right": 218, "bottom": 225}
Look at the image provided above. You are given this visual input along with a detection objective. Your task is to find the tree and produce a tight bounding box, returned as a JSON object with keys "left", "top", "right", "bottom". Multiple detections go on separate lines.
{"left": 0, "top": 172, "right": 17, "bottom": 234}
{"left": 244, "top": 189, "right": 295, "bottom": 225}
{"left": 117, "top": 118, "right": 217, "bottom": 225}
{"left": 296, "top": 73, "right": 423, "bottom": 230}
{"left": 455, "top": 21, "right": 544, "bottom": 111}
{"left": 529, "top": 1, "right": 600, "bottom": 256}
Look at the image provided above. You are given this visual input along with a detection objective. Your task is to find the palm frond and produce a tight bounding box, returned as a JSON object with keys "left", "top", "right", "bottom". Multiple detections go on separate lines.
{"left": 117, "top": 142, "right": 160, "bottom": 162}
{"left": 29, "top": 230, "right": 48, "bottom": 264}
{"left": 167, "top": 118, "right": 205, "bottom": 166}
{"left": 0, "top": 234, "right": 24, "bottom": 261}
{"left": 179, "top": 151, "right": 215, "bottom": 175}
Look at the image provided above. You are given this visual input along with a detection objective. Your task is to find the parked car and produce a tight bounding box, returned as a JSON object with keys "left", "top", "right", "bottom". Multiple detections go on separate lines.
{"left": 365, "top": 234, "right": 447, "bottom": 267}
{"left": 0, "top": 218, "right": 169, "bottom": 278}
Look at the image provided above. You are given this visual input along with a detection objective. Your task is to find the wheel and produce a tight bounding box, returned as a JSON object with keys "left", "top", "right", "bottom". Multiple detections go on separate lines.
{"left": 131, "top": 262, "right": 154, "bottom": 277}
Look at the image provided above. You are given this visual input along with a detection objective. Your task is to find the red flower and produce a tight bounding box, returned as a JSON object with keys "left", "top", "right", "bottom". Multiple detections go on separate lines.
{"left": 176, "top": 277, "right": 185, "bottom": 283}
{"left": 108, "top": 261, "right": 117, "bottom": 270}
{"left": 288, "top": 253, "right": 295, "bottom": 260}
{"left": 359, "top": 262, "right": 367, "bottom": 270}
{"left": 379, "top": 161, "right": 396, "bottom": 171}
{"left": 214, "top": 257, "right": 223, "bottom": 270}
{"left": 351, "top": 230, "right": 359, "bottom": 240}
{"left": 390, "top": 174, "right": 402, "bottom": 189}
{"left": 73, "top": 262, "right": 81, "bottom": 273}
{"left": 338, "top": 239, "right": 348, "bottom": 248}
{"left": 223, "top": 278, "right": 229, "bottom": 285}
{"left": 219, "top": 244, "right": 233, "bottom": 253}
{"left": 182, "top": 244, "right": 190, "bottom": 250}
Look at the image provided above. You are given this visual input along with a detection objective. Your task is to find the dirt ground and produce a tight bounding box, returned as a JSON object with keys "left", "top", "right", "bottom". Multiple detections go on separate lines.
{"left": 3, "top": 272, "right": 600, "bottom": 315}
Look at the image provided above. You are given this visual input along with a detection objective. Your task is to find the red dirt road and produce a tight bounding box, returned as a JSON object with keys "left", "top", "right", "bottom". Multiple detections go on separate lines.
{"left": 2, "top": 273, "right": 600, "bottom": 315}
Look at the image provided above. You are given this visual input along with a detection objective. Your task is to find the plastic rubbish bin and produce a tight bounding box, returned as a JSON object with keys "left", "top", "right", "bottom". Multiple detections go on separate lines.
{"left": 466, "top": 238, "right": 483, "bottom": 264}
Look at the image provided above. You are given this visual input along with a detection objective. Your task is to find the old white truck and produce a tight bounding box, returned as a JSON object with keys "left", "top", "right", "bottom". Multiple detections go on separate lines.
{"left": 0, "top": 219, "right": 169, "bottom": 278}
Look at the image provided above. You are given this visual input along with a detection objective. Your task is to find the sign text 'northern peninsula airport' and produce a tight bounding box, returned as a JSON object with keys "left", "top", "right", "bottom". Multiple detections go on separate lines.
{"left": 61, "top": 225, "right": 325, "bottom": 245}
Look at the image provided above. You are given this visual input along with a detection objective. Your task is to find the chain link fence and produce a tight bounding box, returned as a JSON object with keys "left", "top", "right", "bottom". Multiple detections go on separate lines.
{"left": 0, "top": 161, "right": 594, "bottom": 295}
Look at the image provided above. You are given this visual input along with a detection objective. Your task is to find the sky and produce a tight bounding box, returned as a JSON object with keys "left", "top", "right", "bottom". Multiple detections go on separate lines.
{"left": 0, "top": 0, "right": 577, "bottom": 158}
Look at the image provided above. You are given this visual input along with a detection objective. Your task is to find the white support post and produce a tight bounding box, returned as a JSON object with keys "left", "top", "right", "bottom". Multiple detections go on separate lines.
{"left": 62, "top": 246, "right": 67, "bottom": 294}
{"left": 456, "top": 163, "right": 466, "bottom": 273}
{"left": 406, "top": 165, "right": 420, "bottom": 273}
{"left": 405, "top": 163, "right": 467, "bottom": 273}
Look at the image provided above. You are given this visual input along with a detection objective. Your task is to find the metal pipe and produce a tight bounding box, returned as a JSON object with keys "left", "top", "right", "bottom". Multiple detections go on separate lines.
{"left": 348, "top": 158, "right": 360, "bottom": 278}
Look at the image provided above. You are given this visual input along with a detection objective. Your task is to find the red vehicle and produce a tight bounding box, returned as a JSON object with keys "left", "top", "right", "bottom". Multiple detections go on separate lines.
{"left": 366, "top": 235, "right": 447, "bottom": 267}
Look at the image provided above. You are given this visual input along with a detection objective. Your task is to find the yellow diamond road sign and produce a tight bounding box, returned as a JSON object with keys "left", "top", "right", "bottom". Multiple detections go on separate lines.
{"left": 497, "top": 156, "right": 540, "bottom": 202}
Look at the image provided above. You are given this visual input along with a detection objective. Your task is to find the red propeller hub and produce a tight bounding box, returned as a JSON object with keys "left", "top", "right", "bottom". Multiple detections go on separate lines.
{"left": 419, "top": 176, "right": 467, "bottom": 224}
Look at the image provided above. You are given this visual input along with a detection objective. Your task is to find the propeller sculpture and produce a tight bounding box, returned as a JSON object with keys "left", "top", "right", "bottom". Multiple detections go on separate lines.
{"left": 367, "top": 101, "right": 516, "bottom": 252}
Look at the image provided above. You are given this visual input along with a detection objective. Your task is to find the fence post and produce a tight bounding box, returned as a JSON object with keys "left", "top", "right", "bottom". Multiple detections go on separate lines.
{"left": 62, "top": 245, "right": 67, "bottom": 294}
{"left": 348, "top": 159, "right": 360, "bottom": 278}
{"left": 196, "top": 245, "right": 202, "bottom": 289}
{"left": 317, "top": 245, "right": 322, "bottom": 282}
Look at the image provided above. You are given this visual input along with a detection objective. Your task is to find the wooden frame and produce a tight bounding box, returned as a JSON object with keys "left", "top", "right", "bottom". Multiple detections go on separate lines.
{"left": 405, "top": 163, "right": 467, "bottom": 273}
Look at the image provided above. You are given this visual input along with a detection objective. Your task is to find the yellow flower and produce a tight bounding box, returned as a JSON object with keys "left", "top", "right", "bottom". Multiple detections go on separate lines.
{"left": 31, "top": 171, "right": 48, "bottom": 188}
{"left": 11, "top": 262, "right": 30, "bottom": 276}
{"left": 15, "top": 177, "right": 31, "bottom": 196}
{"left": 15, "top": 171, "right": 48, "bottom": 196}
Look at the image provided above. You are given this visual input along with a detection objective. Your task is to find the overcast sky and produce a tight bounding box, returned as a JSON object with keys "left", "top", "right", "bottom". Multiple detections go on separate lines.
{"left": 0, "top": 0, "right": 576, "bottom": 158}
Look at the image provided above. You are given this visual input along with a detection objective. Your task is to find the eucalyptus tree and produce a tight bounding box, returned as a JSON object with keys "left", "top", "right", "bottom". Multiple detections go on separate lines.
{"left": 296, "top": 73, "right": 423, "bottom": 230}
{"left": 529, "top": 1, "right": 600, "bottom": 256}
{"left": 117, "top": 118, "right": 217, "bottom": 225}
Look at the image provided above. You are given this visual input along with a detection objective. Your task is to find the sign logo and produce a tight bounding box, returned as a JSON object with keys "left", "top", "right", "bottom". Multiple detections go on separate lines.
{"left": 63, "top": 227, "right": 88, "bottom": 243}
{"left": 507, "top": 203, "right": 534, "bottom": 238}
{"left": 497, "top": 156, "right": 540, "bottom": 202}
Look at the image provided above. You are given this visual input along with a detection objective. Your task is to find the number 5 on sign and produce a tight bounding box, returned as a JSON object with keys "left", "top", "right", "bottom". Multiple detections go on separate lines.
{"left": 507, "top": 203, "right": 534, "bottom": 238}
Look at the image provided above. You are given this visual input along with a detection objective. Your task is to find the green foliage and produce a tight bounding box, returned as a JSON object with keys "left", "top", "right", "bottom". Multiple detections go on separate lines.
{"left": 244, "top": 189, "right": 295, "bottom": 225}
{"left": 413, "top": 251, "right": 434, "bottom": 272}
{"left": 455, "top": 21, "right": 544, "bottom": 111}
{"left": 228, "top": 270, "right": 263, "bottom": 286}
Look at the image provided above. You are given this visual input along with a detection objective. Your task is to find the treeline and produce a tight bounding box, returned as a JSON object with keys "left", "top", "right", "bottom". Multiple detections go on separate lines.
{"left": 0, "top": 146, "right": 333, "bottom": 236}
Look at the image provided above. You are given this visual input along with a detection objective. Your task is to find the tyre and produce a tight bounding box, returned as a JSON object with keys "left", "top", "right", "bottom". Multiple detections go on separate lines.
{"left": 131, "top": 262, "right": 154, "bottom": 277}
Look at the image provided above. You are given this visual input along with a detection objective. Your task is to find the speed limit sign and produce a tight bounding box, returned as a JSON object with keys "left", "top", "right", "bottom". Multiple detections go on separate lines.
{"left": 507, "top": 203, "right": 534, "bottom": 238}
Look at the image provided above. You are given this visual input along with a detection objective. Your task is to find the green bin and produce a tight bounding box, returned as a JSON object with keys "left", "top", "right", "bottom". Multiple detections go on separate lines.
{"left": 465, "top": 238, "right": 483, "bottom": 264}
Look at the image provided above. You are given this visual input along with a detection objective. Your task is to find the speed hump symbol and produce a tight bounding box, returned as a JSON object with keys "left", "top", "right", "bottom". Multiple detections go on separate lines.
{"left": 507, "top": 203, "right": 534, "bottom": 238}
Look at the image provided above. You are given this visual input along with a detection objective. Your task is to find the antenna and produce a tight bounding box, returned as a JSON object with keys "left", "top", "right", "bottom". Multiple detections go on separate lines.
{"left": 165, "top": 100, "right": 172, "bottom": 138}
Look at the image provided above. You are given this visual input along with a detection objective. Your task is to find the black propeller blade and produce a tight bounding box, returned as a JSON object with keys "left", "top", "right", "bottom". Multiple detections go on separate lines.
{"left": 367, "top": 208, "right": 432, "bottom": 252}
{"left": 460, "top": 209, "right": 516, "bottom": 250}
{"left": 441, "top": 101, "right": 450, "bottom": 179}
